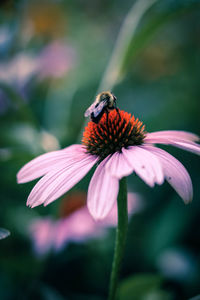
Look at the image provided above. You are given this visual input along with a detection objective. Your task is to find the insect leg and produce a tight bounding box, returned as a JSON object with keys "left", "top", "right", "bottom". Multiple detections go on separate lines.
{"left": 106, "top": 110, "right": 109, "bottom": 126}
{"left": 115, "top": 107, "right": 121, "bottom": 121}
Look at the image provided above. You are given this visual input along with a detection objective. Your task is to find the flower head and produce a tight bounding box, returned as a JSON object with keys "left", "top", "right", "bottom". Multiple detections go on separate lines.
{"left": 82, "top": 109, "right": 145, "bottom": 160}
{"left": 17, "top": 98, "right": 200, "bottom": 220}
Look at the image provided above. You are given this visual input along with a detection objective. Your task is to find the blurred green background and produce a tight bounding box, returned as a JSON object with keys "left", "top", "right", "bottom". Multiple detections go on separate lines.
{"left": 0, "top": 0, "right": 200, "bottom": 299}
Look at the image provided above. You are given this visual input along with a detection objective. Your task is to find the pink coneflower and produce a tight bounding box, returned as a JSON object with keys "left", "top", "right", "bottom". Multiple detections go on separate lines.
{"left": 17, "top": 107, "right": 200, "bottom": 220}
{"left": 0, "top": 41, "right": 75, "bottom": 87}
{"left": 37, "top": 40, "right": 75, "bottom": 79}
{"left": 29, "top": 192, "right": 140, "bottom": 255}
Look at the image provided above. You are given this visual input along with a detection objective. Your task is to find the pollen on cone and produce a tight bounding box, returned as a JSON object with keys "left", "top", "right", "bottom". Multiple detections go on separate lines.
{"left": 82, "top": 109, "right": 146, "bottom": 160}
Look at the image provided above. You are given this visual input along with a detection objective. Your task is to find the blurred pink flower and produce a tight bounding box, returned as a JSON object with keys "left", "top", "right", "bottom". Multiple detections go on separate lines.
{"left": 0, "top": 53, "right": 37, "bottom": 87}
{"left": 0, "top": 40, "right": 75, "bottom": 114}
{"left": 17, "top": 109, "right": 200, "bottom": 220}
{"left": 0, "top": 41, "right": 75, "bottom": 86}
{"left": 37, "top": 40, "right": 75, "bottom": 79}
{"left": 29, "top": 192, "right": 141, "bottom": 255}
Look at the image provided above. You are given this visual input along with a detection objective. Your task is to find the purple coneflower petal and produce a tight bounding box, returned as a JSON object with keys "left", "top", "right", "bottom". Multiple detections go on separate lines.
{"left": 87, "top": 156, "right": 119, "bottom": 220}
{"left": 105, "top": 152, "right": 133, "bottom": 179}
{"left": 144, "top": 145, "right": 193, "bottom": 203}
{"left": 122, "top": 146, "right": 164, "bottom": 187}
{"left": 145, "top": 130, "right": 199, "bottom": 142}
{"left": 17, "top": 145, "right": 85, "bottom": 183}
{"left": 144, "top": 131, "right": 200, "bottom": 155}
{"left": 27, "top": 153, "right": 98, "bottom": 208}
{"left": 166, "top": 141, "right": 200, "bottom": 155}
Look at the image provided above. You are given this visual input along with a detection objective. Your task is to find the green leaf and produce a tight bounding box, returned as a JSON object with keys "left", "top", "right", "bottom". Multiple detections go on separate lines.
{"left": 0, "top": 81, "right": 39, "bottom": 128}
{"left": 122, "top": 1, "right": 200, "bottom": 73}
{"left": 118, "top": 273, "right": 164, "bottom": 300}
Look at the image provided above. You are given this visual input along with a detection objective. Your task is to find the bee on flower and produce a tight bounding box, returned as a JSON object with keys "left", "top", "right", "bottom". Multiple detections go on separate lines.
{"left": 17, "top": 92, "right": 200, "bottom": 220}
{"left": 84, "top": 91, "right": 118, "bottom": 123}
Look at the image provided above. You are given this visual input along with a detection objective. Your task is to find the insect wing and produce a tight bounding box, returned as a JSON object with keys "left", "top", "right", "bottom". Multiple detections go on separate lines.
{"left": 92, "top": 100, "right": 107, "bottom": 117}
{"left": 0, "top": 228, "right": 10, "bottom": 240}
{"left": 84, "top": 102, "right": 97, "bottom": 117}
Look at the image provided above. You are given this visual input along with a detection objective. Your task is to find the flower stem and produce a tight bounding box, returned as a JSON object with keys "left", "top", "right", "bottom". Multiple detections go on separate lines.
{"left": 98, "top": 0, "right": 157, "bottom": 93}
{"left": 108, "top": 177, "right": 128, "bottom": 300}
{"left": 77, "top": 0, "right": 157, "bottom": 143}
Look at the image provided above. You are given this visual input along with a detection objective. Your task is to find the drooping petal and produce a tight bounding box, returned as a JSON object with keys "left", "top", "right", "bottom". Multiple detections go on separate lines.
{"left": 166, "top": 141, "right": 200, "bottom": 155}
{"left": 105, "top": 152, "right": 134, "bottom": 179}
{"left": 87, "top": 156, "right": 119, "bottom": 220}
{"left": 27, "top": 153, "right": 98, "bottom": 208}
{"left": 144, "top": 131, "right": 200, "bottom": 155}
{"left": 17, "top": 145, "right": 86, "bottom": 183}
{"left": 122, "top": 146, "right": 164, "bottom": 187}
{"left": 144, "top": 145, "right": 193, "bottom": 203}
{"left": 145, "top": 130, "right": 199, "bottom": 142}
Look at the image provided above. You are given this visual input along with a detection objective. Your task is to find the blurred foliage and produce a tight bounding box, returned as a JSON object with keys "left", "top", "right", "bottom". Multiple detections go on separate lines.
{"left": 0, "top": 0, "right": 200, "bottom": 299}
{"left": 118, "top": 273, "right": 172, "bottom": 300}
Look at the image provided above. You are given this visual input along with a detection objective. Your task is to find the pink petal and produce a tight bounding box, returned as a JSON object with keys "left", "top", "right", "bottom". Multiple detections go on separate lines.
{"left": 144, "top": 145, "right": 193, "bottom": 203}
{"left": 167, "top": 141, "right": 200, "bottom": 155}
{"left": 122, "top": 146, "right": 164, "bottom": 187}
{"left": 145, "top": 131, "right": 199, "bottom": 142}
{"left": 17, "top": 144, "right": 86, "bottom": 183}
{"left": 87, "top": 156, "right": 119, "bottom": 220}
{"left": 144, "top": 131, "right": 200, "bottom": 155}
{"left": 27, "top": 153, "right": 98, "bottom": 208}
{"left": 105, "top": 152, "right": 134, "bottom": 179}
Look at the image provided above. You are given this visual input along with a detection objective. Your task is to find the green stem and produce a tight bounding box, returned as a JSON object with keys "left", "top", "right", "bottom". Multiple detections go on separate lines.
{"left": 108, "top": 177, "right": 128, "bottom": 300}
{"left": 98, "top": 0, "right": 157, "bottom": 93}
{"left": 77, "top": 0, "right": 157, "bottom": 142}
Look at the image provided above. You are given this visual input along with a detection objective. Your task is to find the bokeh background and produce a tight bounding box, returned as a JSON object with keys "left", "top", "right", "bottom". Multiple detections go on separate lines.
{"left": 0, "top": 0, "right": 200, "bottom": 299}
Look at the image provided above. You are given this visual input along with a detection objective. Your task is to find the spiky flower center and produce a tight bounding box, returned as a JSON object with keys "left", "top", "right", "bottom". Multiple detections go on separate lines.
{"left": 82, "top": 109, "right": 146, "bottom": 160}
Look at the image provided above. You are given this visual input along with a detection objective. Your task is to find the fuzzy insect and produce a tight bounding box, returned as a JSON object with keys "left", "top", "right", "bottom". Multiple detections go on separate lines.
{"left": 84, "top": 91, "right": 118, "bottom": 123}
